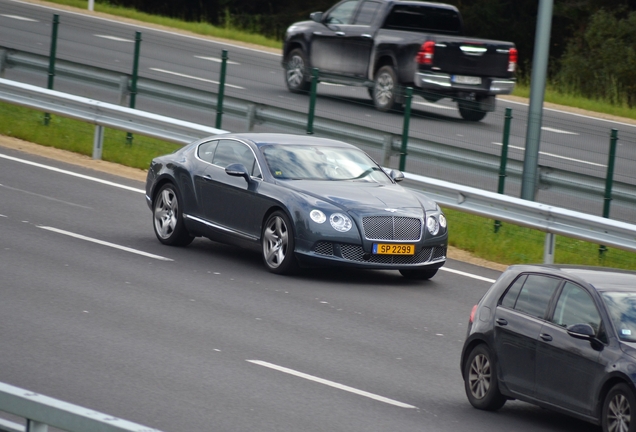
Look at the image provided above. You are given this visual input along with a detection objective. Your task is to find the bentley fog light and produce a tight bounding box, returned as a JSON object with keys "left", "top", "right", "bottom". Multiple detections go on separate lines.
{"left": 330, "top": 213, "right": 352, "bottom": 232}
{"left": 310, "top": 209, "right": 326, "bottom": 224}
{"left": 427, "top": 216, "right": 440, "bottom": 235}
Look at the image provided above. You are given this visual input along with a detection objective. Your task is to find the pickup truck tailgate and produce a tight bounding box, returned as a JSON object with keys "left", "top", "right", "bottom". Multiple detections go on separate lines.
{"left": 430, "top": 40, "right": 514, "bottom": 77}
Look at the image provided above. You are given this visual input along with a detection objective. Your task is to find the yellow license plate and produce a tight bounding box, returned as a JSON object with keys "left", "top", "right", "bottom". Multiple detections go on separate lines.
{"left": 373, "top": 244, "right": 415, "bottom": 255}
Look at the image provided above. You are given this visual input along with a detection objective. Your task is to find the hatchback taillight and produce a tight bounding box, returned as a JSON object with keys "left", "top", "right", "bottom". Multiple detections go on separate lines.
{"left": 508, "top": 47, "right": 518, "bottom": 72}
{"left": 416, "top": 41, "right": 435, "bottom": 65}
{"left": 469, "top": 304, "right": 478, "bottom": 324}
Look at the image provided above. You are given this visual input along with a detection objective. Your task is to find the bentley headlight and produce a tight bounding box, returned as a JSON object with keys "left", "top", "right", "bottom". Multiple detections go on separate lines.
{"left": 426, "top": 216, "right": 440, "bottom": 235}
{"left": 439, "top": 213, "right": 447, "bottom": 229}
{"left": 310, "top": 209, "right": 326, "bottom": 224}
{"left": 330, "top": 213, "right": 352, "bottom": 232}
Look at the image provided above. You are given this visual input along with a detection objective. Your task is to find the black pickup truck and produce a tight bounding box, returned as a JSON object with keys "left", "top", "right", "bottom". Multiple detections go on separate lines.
{"left": 282, "top": 0, "right": 517, "bottom": 121}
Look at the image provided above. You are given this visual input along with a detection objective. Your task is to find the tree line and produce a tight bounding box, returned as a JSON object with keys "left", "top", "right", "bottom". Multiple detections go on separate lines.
{"left": 105, "top": 0, "right": 636, "bottom": 107}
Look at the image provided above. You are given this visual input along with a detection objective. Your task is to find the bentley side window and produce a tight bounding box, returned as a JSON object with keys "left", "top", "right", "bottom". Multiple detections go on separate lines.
{"left": 198, "top": 140, "right": 218, "bottom": 163}
{"left": 212, "top": 140, "right": 261, "bottom": 178}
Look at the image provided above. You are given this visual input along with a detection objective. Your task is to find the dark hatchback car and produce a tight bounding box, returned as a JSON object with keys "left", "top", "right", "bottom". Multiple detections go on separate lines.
{"left": 461, "top": 264, "right": 636, "bottom": 432}
{"left": 145, "top": 133, "right": 447, "bottom": 278}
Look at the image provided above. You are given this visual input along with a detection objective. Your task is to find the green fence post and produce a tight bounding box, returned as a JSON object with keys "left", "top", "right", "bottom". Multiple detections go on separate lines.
{"left": 215, "top": 49, "right": 228, "bottom": 129}
{"left": 599, "top": 128, "right": 618, "bottom": 256}
{"left": 306, "top": 68, "right": 319, "bottom": 134}
{"left": 126, "top": 31, "right": 142, "bottom": 145}
{"left": 399, "top": 87, "right": 413, "bottom": 171}
{"left": 494, "top": 107, "right": 513, "bottom": 232}
{"left": 44, "top": 14, "right": 60, "bottom": 126}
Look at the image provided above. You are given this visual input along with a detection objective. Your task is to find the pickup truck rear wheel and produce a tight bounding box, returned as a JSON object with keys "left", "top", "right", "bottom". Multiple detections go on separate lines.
{"left": 373, "top": 66, "right": 400, "bottom": 112}
{"left": 458, "top": 100, "right": 488, "bottom": 121}
{"left": 285, "top": 48, "right": 310, "bottom": 93}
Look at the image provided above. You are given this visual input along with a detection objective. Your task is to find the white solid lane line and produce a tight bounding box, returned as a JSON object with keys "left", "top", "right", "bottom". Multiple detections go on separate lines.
{"left": 149, "top": 68, "right": 245, "bottom": 89}
{"left": 194, "top": 56, "right": 240, "bottom": 65}
{"left": 38, "top": 226, "right": 173, "bottom": 261}
{"left": 490, "top": 143, "right": 606, "bottom": 168}
{"left": 247, "top": 360, "right": 417, "bottom": 409}
{"left": 1, "top": 14, "right": 38, "bottom": 21}
{"left": 439, "top": 267, "right": 496, "bottom": 283}
{"left": 0, "top": 153, "right": 145, "bottom": 194}
{"left": 94, "top": 34, "right": 134, "bottom": 43}
{"left": 541, "top": 126, "right": 579, "bottom": 135}
{"left": 413, "top": 101, "right": 456, "bottom": 110}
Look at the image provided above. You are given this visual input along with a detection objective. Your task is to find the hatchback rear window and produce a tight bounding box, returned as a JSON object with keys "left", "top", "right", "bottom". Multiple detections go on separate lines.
{"left": 501, "top": 274, "right": 561, "bottom": 319}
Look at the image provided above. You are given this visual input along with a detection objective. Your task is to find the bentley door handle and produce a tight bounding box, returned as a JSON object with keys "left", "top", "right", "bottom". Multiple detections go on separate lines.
{"left": 540, "top": 333, "right": 553, "bottom": 342}
{"left": 335, "top": 31, "right": 345, "bottom": 36}
{"left": 495, "top": 318, "right": 508, "bottom": 326}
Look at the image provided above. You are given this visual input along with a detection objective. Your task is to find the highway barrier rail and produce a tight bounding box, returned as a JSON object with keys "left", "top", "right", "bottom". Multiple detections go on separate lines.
{"left": 0, "top": 381, "right": 162, "bottom": 432}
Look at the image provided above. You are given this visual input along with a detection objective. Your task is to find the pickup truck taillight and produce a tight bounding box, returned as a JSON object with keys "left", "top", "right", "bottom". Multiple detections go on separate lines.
{"left": 508, "top": 48, "right": 518, "bottom": 72}
{"left": 416, "top": 41, "right": 435, "bottom": 65}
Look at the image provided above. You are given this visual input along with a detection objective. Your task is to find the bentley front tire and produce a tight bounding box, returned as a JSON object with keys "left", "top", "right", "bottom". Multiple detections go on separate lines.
{"left": 262, "top": 211, "right": 299, "bottom": 274}
{"left": 153, "top": 184, "right": 194, "bottom": 246}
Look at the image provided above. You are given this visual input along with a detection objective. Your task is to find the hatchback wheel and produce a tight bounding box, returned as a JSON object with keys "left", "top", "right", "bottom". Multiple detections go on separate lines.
{"left": 603, "top": 383, "right": 636, "bottom": 432}
{"left": 153, "top": 184, "right": 194, "bottom": 246}
{"left": 464, "top": 344, "right": 506, "bottom": 411}
{"left": 262, "top": 211, "right": 298, "bottom": 274}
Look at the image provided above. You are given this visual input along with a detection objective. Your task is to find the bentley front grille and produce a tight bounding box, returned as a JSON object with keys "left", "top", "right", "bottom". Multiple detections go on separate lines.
{"left": 362, "top": 216, "right": 422, "bottom": 241}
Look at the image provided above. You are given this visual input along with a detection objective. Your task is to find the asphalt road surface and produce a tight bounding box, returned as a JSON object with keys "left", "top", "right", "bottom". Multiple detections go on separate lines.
{"left": 0, "top": 142, "right": 603, "bottom": 431}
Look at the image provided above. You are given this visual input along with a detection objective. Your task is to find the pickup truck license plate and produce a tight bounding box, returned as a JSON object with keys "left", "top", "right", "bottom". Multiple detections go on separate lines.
{"left": 452, "top": 75, "right": 482, "bottom": 85}
{"left": 373, "top": 244, "right": 415, "bottom": 255}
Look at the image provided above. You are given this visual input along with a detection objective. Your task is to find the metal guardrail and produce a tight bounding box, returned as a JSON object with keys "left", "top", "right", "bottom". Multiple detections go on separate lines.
{"left": 1, "top": 77, "right": 635, "bottom": 258}
{"left": 0, "top": 382, "right": 162, "bottom": 432}
{"left": 2, "top": 48, "right": 636, "bottom": 209}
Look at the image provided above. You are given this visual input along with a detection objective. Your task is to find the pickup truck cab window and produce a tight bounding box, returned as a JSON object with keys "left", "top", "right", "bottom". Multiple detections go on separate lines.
{"left": 354, "top": 1, "right": 382, "bottom": 25}
{"left": 325, "top": 0, "right": 359, "bottom": 25}
{"left": 383, "top": 5, "right": 462, "bottom": 34}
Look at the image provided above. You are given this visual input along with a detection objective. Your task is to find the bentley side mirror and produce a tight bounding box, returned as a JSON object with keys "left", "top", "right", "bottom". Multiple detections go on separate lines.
{"left": 310, "top": 12, "right": 323, "bottom": 23}
{"left": 225, "top": 163, "right": 251, "bottom": 183}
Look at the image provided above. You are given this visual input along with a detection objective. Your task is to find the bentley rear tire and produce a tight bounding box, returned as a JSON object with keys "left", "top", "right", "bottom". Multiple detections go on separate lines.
{"left": 152, "top": 184, "right": 194, "bottom": 246}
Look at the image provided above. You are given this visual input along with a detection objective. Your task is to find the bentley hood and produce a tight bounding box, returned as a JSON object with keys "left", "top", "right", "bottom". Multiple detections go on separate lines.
{"left": 286, "top": 180, "right": 434, "bottom": 214}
